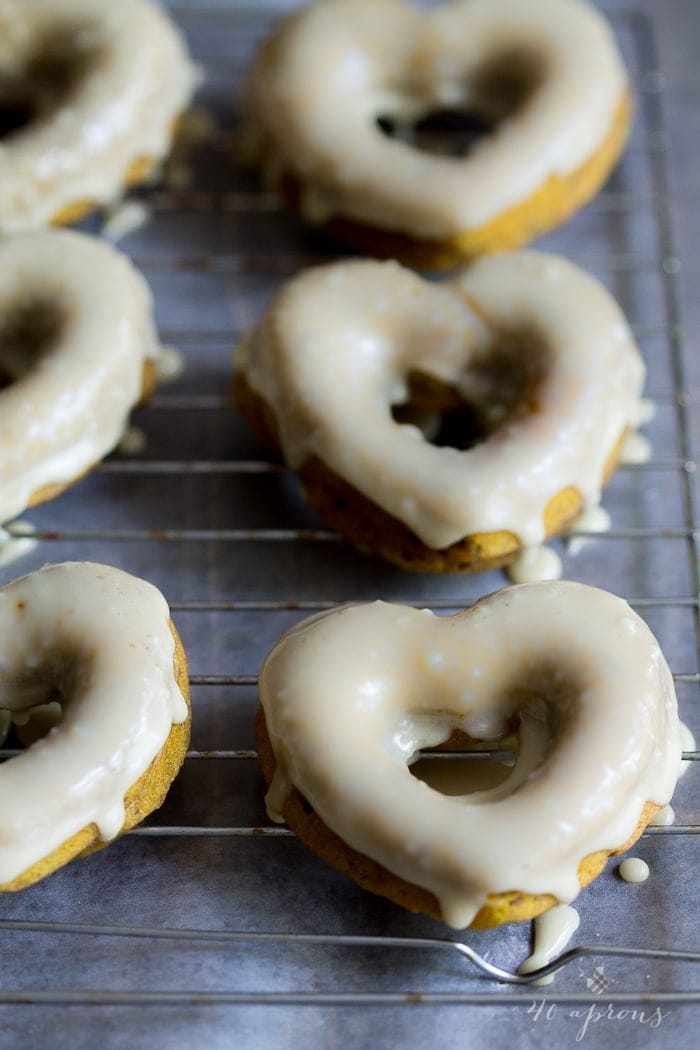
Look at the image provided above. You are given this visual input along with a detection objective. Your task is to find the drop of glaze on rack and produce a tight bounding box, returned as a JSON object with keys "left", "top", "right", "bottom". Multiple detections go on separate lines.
{"left": 679, "top": 721, "right": 696, "bottom": 777}
{"left": 506, "top": 545, "right": 562, "bottom": 583}
{"left": 618, "top": 431, "right": 652, "bottom": 464}
{"left": 630, "top": 398, "right": 656, "bottom": 427}
{"left": 566, "top": 505, "right": 612, "bottom": 556}
{"left": 155, "top": 345, "right": 186, "bottom": 382}
{"left": 618, "top": 857, "right": 650, "bottom": 883}
{"left": 650, "top": 804, "right": 674, "bottom": 826}
{"left": 517, "top": 904, "right": 580, "bottom": 985}
{"left": 101, "top": 200, "right": 151, "bottom": 242}
{"left": 118, "top": 426, "right": 148, "bottom": 456}
{"left": 0, "top": 522, "right": 38, "bottom": 568}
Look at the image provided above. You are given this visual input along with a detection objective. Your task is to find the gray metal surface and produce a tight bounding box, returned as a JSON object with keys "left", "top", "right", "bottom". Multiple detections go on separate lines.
{"left": 0, "top": 2, "right": 698, "bottom": 1046}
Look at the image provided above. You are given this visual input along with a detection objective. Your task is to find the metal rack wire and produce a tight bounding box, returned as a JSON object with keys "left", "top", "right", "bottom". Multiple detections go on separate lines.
{"left": 0, "top": 1, "right": 698, "bottom": 1033}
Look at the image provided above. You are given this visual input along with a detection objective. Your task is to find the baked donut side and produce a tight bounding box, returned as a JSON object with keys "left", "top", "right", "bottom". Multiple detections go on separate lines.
{"left": 242, "top": 0, "right": 630, "bottom": 265}
{"left": 256, "top": 709, "right": 659, "bottom": 929}
{"left": 0, "top": 0, "right": 197, "bottom": 233}
{"left": 0, "top": 563, "right": 191, "bottom": 891}
{"left": 234, "top": 255, "right": 645, "bottom": 572}
{"left": 256, "top": 586, "right": 681, "bottom": 928}
{"left": 0, "top": 230, "right": 167, "bottom": 525}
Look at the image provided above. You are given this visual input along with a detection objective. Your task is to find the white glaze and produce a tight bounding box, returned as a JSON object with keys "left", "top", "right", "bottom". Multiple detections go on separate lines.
{"left": 260, "top": 583, "right": 681, "bottom": 928}
{"left": 518, "top": 904, "right": 580, "bottom": 985}
{"left": 506, "top": 545, "right": 562, "bottom": 584}
{"left": 0, "top": 0, "right": 197, "bottom": 232}
{"left": 243, "top": 0, "right": 628, "bottom": 239}
{"left": 101, "top": 200, "right": 151, "bottom": 243}
{"left": 631, "top": 398, "right": 656, "bottom": 427}
{"left": 566, "top": 505, "right": 611, "bottom": 557}
{"left": 117, "top": 426, "right": 148, "bottom": 457}
{"left": 0, "top": 230, "right": 162, "bottom": 525}
{"left": 240, "top": 254, "right": 645, "bottom": 550}
{"left": 618, "top": 857, "right": 649, "bottom": 884}
{"left": 618, "top": 432, "right": 652, "bottom": 465}
{"left": 0, "top": 562, "right": 188, "bottom": 885}
{"left": 650, "top": 804, "right": 674, "bottom": 827}
{"left": 155, "top": 346, "right": 186, "bottom": 383}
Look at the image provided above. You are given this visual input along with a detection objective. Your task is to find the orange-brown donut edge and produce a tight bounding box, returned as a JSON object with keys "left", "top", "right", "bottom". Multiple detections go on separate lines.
{"left": 0, "top": 621, "right": 191, "bottom": 892}
{"left": 232, "top": 371, "right": 621, "bottom": 574}
{"left": 258, "top": 93, "right": 631, "bottom": 270}
{"left": 256, "top": 707, "right": 658, "bottom": 929}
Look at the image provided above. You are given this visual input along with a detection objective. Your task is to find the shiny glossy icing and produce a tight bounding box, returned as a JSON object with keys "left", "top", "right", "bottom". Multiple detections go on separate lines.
{"left": 518, "top": 904, "right": 580, "bottom": 985}
{"left": 243, "top": 0, "right": 628, "bottom": 238}
{"left": 260, "top": 584, "right": 681, "bottom": 928}
{"left": 0, "top": 230, "right": 162, "bottom": 525}
{"left": 618, "top": 857, "right": 649, "bottom": 884}
{"left": 239, "top": 254, "right": 645, "bottom": 550}
{"left": 0, "top": 0, "right": 196, "bottom": 232}
{"left": 0, "top": 562, "right": 188, "bottom": 885}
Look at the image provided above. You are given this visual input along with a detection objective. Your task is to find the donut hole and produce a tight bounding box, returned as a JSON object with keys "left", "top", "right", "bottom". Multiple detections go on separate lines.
{"left": 0, "top": 647, "right": 92, "bottom": 756}
{"left": 391, "top": 327, "right": 551, "bottom": 451}
{"left": 0, "top": 296, "right": 67, "bottom": 388}
{"left": 0, "top": 25, "right": 103, "bottom": 141}
{"left": 409, "top": 660, "right": 581, "bottom": 799}
{"left": 411, "top": 736, "right": 518, "bottom": 795}
{"left": 376, "top": 47, "right": 543, "bottom": 156}
{"left": 376, "top": 109, "right": 496, "bottom": 157}
{"left": 7, "top": 701, "right": 63, "bottom": 750}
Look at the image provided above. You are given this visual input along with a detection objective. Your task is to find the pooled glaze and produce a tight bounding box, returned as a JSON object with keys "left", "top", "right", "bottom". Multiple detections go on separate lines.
{"left": 618, "top": 857, "right": 649, "bottom": 884}
{"left": 0, "top": 562, "right": 188, "bottom": 886}
{"left": 650, "top": 804, "right": 674, "bottom": 827}
{"left": 101, "top": 200, "right": 151, "bottom": 243}
{"left": 243, "top": 0, "right": 628, "bottom": 239}
{"left": 240, "top": 254, "right": 645, "bottom": 550}
{"left": 567, "top": 505, "right": 611, "bottom": 556}
{"left": 0, "top": 230, "right": 161, "bottom": 525}
{"left": 518, "top": 904, "right": 580, "bottom": 985}
{"left": 0, "top": 0, "right": 197, "bottom": 233}
{"left": 260, "top": 583, "right": 680, "bottom": 929}
{"left": 506, "top": 544, "right": 562, "bottom": 584}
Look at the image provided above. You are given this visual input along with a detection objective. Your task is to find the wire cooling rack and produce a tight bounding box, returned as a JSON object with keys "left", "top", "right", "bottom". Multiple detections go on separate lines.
{"left": 0, "top": 2, "right": 698, "bottom": 1046}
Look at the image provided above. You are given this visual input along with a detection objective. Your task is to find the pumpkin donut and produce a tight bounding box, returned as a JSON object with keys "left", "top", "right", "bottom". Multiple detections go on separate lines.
{"left": 257, "top": 584, "right": 681, "bottom": 928}
{"left": 0, "top": 0, "right": 197, "bottom": 233}
{"left": 241, "top": 0, "right": 631, "bottom": 267}
{"left": 234, "top": 253, "right": 646, "bottom": 573}
{"left": 0, "top": 562, "right": 190, "bottom": 891}
{"left": 0, "top": 229, "right": 167, "bottom": 525}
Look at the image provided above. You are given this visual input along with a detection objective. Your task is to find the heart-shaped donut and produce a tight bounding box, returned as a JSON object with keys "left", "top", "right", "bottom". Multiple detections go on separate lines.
{"left": 242, "top": 0, "right": 630, "bottom": 266}
{"left": 0, "top": 562, "right": 190, "bottom": 891}
{"left": 234, "top": 252, "right": 645, "bottom": 573}
{"left": 257, "top": 583, "right": 681, "bottom": 928}
{"left": 0, "top": 0, "right": 196, "bottom": 233}
{"left": 0, "top": 229, "right": 163, "bottom": 525}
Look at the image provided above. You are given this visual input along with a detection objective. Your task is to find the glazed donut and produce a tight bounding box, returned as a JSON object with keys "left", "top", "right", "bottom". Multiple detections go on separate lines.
{"left": 234, "top": 253, "right": 645, "bottom": 573}
{"left": 0, "top": 562, "right": 190, "bottom": 891}
{"left": 257, "top": 583, "right": 681, "bottom": 928}
{"left": 0, "top": 0, "right": 197, "bottom": 232}
{"left": 242, "top": 0, "right": 630, "bottom": 267}
{"left": 0, "top": 229, "right": 165, "bottom": 525}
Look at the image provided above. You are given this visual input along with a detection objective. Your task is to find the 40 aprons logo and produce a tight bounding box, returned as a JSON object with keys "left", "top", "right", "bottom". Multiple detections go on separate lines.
{"left": 526, "top": 957, "right": 670, "bottom": 1042}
